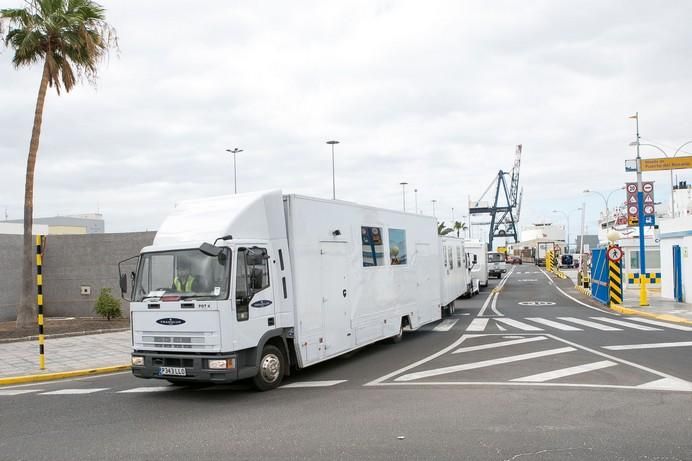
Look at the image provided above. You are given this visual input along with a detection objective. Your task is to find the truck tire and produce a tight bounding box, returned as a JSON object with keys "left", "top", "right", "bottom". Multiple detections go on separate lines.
{"left": 253, "top": 345, "right": 285, "bottom": 391}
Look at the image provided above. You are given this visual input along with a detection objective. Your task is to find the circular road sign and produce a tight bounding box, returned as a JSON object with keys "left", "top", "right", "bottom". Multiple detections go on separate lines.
{"left": 607, "top": 246, "right": 623, "bottom": 262}
{"left": 643, "top": 183, "right": 653, "bottom": 193}
{"left": 627, "top": 184, "right": 637, "bottom": 193}
{"left": 628, "top": 206, "right": 638, "bottom": 215}
{"left": 644, "top": 205, "right": 655, "bottom": 214}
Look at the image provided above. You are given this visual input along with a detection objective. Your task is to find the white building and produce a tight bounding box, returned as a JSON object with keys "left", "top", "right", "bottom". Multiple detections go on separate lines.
{"left": 659, "top": 214, "right": 692, "bottom": 302}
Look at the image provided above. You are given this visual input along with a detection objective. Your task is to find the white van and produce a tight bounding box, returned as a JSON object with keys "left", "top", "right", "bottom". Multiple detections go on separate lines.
{"left": 466, "top": 239, "right": 489, "bottom": 288}
{"left": 488, "top": 252, "right": 507, "bottom": 278}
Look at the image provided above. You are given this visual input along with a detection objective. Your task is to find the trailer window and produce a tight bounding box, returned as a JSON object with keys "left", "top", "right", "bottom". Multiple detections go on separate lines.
{"left": 362, "top": 226, "right": 385, "bottom": 267}
{"left": 388, "top": 228, "right": 407, "bottom": 265}
{"left": 448, "top": 247, "right": 453, "bottom": 270}
{"left": 443, "top": 246, "right": 447, "bottom": 268}
{"left": 457, "top": 247, "right": 462, "bottom": 268}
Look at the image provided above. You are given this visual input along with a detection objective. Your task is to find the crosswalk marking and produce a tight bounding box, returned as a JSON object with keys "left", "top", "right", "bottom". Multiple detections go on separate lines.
{"left": 433, "top": 319, "right": 458, "bottom": 332}
{"left": 590, "top": 317, "right": 661, "bottom": 331}
{"left": 39, "top": 388, "right": 109, "bottom": 395}
{"left": 557, "top": 317, "right": 621, "bottom": 331}
{"left": 453, "top": 336, "right": 546, "bottom": 354}
{"left": 510, "top": 360, "right": 617, "bottom": 383}
{"left": 467, "top": 318, "right": 489, "bottom": 331}
{"left": 495, "top": 318, "right": 543, "bottom": 331}
{"left": 280, "top": 380, "right": 347, "bottom": 388}
{"left": 525, "top": 317, "right": 582, "bottom": 331}
{"left": 604, "top": 341, "right": 692, "bottom": 351}
{"left": 627, "top": 318, "right": 692, "bottom": 331}
{"left": 0, "top": 389, "right": 42, "bottom": 396}
{"left": 394, "top": 347, "right": 576, "bottom": 382}
{"left": 117, "top": 387, "right": 174, "bottom": 393}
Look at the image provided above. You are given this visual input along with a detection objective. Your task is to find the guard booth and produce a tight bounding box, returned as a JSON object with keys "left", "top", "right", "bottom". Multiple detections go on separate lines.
{"left": 590, "top": 248, "right": 610, "bottom": 304}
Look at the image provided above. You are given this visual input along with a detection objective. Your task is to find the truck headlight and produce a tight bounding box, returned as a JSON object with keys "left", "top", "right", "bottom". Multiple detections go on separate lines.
{"left": 131, "top": 356, "right": 144, "bottom": 366}
{"left": 208, "top": 358, "right": 236, "bottom": 369}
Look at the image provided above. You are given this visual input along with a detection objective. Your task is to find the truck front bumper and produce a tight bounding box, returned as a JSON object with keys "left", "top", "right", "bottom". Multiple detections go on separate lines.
{"left": 131, "top": 351, "right": 257, "bottom": 383}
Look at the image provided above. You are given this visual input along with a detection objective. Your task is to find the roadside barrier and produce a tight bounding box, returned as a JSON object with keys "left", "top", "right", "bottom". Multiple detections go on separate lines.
{"left": 609, "top": 258, "right": 623, "bottom": 307}
{"left": 36, "top": 235, "right": 45, "bottom": 370}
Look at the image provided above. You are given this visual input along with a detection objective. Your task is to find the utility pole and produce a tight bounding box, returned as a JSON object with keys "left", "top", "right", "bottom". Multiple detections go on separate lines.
{"left": 579, "top": 202, "right": 586, "bottom": 256}
{"left": 631, "top": 113, "right": 649, "bottom": 306}
{"left": 432, "top": 200, "right": 437, "bottom": 218}
{"left": 326, "top": 140, "right": 339, "bottom": 200}
{"left": 400, "top": 182, "right": 408, "bottom": 212}
{"left": 225, "top": 148, "right": 243, "bottom": 194}
{"left": 414, "top": 188, "right": 418, "bottom": 214}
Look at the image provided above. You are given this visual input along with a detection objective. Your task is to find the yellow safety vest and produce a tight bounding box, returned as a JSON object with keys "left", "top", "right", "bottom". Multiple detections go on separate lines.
{"left": 174, "top": 275, "right": 195, "bottom": 292}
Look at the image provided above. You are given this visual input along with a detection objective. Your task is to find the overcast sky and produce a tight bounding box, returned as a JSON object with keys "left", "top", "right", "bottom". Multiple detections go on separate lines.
{"left": 1, "top": 0, "right": 691, "bottom": 243}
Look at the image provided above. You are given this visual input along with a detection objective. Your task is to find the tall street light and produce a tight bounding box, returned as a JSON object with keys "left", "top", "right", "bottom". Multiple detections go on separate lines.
{"left": 630, "top": 112, "right": 648, "bottom": 306}
{"left": 414, "top": 188, "right": 419, "bottom": 214}
{"left": 400, "top": 182, "right": 408, "bottom": 211}
{"left": 431, "top": 199, "right": 437, "bottom": 218}
{"left": 631, "top": 140, "right": 692, "bottom": 218}
{"left": 552, "top": 208, "right": 582, "bottom": 253}
{"left": 326, "top": 140, "right": 340, "bottom": 200}
{"left": 225, "top": 148, "right": 243, "bottom": 194}
{"left": 583, "top": 186, "right": 625, "bottom": 230}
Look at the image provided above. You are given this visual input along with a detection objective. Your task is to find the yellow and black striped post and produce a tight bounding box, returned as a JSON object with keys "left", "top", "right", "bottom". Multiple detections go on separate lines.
{"left": 609, "top": 252, "right": 623, "bottom": 307}
{"left": 36, "top": 235, "right": 45, "bottom": 370}
{"left": 546, "top": 250, "right": 553, "bottom": 271}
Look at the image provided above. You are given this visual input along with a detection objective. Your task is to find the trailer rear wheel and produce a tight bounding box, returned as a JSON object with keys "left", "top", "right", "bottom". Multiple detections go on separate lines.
{"left": 253, "top": 345, "right": 285, "bottom": 391}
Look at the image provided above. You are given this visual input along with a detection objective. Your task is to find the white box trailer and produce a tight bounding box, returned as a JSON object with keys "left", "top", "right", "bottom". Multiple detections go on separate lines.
{"left": 466, "top": 239, "right": 489, "bottom": 288}
{"left": 439, "top": 236, "right": 475, "bottom": 312}
{"left": 122, "top": 190, "right": 444, "bottom": 390}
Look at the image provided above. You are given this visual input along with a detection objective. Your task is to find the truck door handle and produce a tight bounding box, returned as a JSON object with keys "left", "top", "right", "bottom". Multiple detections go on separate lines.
{"left": 268, "top": 317, "right": 275, "bottom": 326}
{"left": 342, "top": 289, "right": 347, "bottom": 298}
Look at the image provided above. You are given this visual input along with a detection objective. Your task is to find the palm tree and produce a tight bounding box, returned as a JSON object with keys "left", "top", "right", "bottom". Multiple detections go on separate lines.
{"left": 453, "top": 220, "right": 467, "bottom": 237}
{"left": 437, "top": 221, "right": 454, "bottom": 236}
{"left": 1, "top": 0, "right": 117, "bottom": 328}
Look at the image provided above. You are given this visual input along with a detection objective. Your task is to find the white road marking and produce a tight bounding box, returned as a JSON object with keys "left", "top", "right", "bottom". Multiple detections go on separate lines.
{"left": 477, "top": 292, "right": 496, "bottom": 317}
{"left": 557, "top": 317, "right": 621, "bottom": 331}
{"left": 394, "top": 347, "right": 576, "bottom": 382}
{"left": 117, "top": 387, "right": 175, "bottom": 393}
{"left": 627, "top": 317, "right": 692, "bottom": 331}
{"left": 590, "top": 317, "right": 662, "bottom": 331}
{"left": 39, "top": 388, "right": 109, "bottom": 395}
{"left": 537, "top": 267, "right": 612, "bottom": 313}
{"left": 637, "top": 377, "right": 692, "bottom": 392}
{"left": 497, "top": 324, "right": 507, "bottom": 331}
{"left": 604, "top": 341, "right": 692, "bottom": 351}
{"left": 280, "top": 380, "right": 347, "bottom": 388}
{"left": 452, "top": 336, "right": 546, "bottom": 354}
{"left": 467, "top": 318, "right": 489, "bottom": 331}
{"left": 511, "top": 360, "right": 617, "bottom": 382}
{"left": 433, "top": 319, "right": 458, "bottom": 332}
{"left": 495, "top": 317, "right": 544, "bottom": 331}
{"left": 490, "top": 291, "right": 504, "bottom": 316}
{"left": 525, "top": 317, "right": 582, "bottom": 331}
{"left": 0, "top": 389, "right": 42, "bottom": 396}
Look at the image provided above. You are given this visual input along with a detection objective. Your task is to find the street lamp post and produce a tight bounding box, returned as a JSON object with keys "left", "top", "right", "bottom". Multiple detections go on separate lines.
{"left": 630, "top": 112, "right": 648, "bottom": 306}
{"left": 400, "top": 182, "right": 408, "bottom": 212}
{"left": 634, "top": 140, "right": 692, "bottom": 218}
{"left": 431, "top": 200, "right": 437, "bottom": 218}
{"left": 414, "top": 188, "right": 418, "bottom": 214}
{"left": 326, "top": 141, "right": 340, "bottom": 200}
{"left": 225, "top": 148, "right": 243, "bottom": 194}
{"left": 583, "top": 187, "right": 625, "bottom": 230}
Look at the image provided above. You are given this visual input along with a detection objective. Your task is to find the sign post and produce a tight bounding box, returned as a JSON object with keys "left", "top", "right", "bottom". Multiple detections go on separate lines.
{"left": 607, "top": 245, "right": 623, "bottom": 306}
{"left": 630, "top": 113, "right": 649, "bottom": 306}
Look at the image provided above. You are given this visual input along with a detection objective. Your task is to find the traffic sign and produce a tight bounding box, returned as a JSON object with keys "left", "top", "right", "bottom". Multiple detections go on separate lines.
{"left": 626, "top": 184, "right": 637, "bottom": 193}
{"left": 643, "top": 215, "right": 656, "bottom": 226}
{"left": 643, "top": 183, "right": 653, "bottom": 193}
{"left": 607, "top": 246, "right": 623, "bottom": 263}
{"left": 640, "top": 156, "right": 692, "bottom": 172}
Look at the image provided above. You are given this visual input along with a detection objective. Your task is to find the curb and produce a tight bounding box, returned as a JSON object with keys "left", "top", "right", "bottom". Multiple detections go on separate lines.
{"left": 609, "top": 304, "right": 692, "bottom": 326}
{"left": 0, "top": 365, "right": 131, "bottom": 386}
{"left": 0, "top": 328, "right": 130, "bottom": 344}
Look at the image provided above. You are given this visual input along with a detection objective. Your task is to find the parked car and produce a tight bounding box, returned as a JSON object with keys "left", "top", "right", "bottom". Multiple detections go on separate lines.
{"left": 507, "top": 256, "right": 523, "bottom": 265}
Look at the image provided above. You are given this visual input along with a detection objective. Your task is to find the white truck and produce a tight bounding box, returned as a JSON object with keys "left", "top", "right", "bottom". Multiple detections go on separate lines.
{"left": 440, "top": 236, "right": 475, "bottom": 313}
{"left": 465, "top": 239, "right": 489, "bottom": 288}
{"left": 120, "top": 190, "right": 470, "bottom": 390}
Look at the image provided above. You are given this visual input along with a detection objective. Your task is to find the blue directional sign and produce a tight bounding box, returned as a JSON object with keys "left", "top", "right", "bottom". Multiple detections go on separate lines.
{"left": 643, "top": 215, "right": 656, "bottom": 226}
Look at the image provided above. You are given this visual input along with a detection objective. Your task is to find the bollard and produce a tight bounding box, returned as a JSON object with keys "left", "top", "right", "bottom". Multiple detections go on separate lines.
{"left": 609, "top": 258, "right": 623, "bottom": 307}
{"left": 36, "top": 235, "right": 45, "bottom": 370}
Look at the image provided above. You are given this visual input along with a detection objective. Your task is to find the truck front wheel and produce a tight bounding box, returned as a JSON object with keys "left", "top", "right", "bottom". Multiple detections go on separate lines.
{"left": 253, "top": 345, "right": 285, "bottom": 391}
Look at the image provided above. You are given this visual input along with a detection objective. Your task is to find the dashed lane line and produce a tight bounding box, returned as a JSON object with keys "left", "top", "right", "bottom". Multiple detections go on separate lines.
{"left": 39, "top": 388, "right": 109, "bottom": 395}
{"left": 557, "top": 317, "right": 621, "bottom": 331}
{"left": 117, "top": 386, "right": 175, "bottom": 393}
{"left": 433, "top": 319, "right": 458, "bottom": 332}
{"left": 590, "top": 317, "right": 662, "bottom": 331}
{"left": 467, "top": 318, "right": 489, "bottom": 332}
{"left": 525, "top": 317, "right": 582, "bottom": 331}
{"left": 0, "top": 389, "right": 44, "bottom": 396}
{"left": 281, "top": 380, "right": 347, "bottom": 388}
{"left": 510, "top": 360, "right": 617, "bottom": 383}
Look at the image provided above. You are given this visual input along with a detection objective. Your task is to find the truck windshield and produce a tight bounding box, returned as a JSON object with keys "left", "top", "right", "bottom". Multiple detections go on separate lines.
{"left": 134, "top": 248, "right": 231, "bottom": 301}
{"left": 488, "top": 253, "right": 505, "bottom": 262}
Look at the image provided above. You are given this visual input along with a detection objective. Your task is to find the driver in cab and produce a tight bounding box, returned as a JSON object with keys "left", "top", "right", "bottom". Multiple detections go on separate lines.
{"left": 172, "top": 260, "right": 201, "bottom": 292}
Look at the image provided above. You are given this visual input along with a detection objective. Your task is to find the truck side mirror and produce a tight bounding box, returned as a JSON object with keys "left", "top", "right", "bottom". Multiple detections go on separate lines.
{"left": 119, "top": 273, "right": 128, "bottom": 296}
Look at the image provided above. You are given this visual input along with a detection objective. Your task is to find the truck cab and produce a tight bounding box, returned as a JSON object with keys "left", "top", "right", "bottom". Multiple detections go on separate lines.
{"left": 488, "top": 251, "right": 507, "bottom": 278}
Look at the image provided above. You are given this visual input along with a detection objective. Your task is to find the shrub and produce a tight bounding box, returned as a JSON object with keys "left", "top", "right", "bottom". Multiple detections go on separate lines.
{"left": 95, "top": 288, "right": 122, "bottom": 320}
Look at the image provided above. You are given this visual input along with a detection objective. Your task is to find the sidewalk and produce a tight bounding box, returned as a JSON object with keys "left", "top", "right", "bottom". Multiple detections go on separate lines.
{"left": 0, "top": 330, "right": 131, "bottom": 384}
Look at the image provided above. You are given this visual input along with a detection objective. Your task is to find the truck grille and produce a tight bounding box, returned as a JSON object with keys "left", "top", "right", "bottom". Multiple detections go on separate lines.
{"left": 139, "top": 331, "right": 217, "bottom": 350}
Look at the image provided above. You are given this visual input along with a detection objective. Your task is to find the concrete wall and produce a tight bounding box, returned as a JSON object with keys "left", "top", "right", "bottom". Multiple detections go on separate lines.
{"left": 0, "top": 232, "right": 155, "bottom": 321}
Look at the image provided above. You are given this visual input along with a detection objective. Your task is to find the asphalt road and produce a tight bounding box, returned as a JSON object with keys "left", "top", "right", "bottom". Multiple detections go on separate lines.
{"left": 2, "top": 266, "right": 692, "bottom": 460}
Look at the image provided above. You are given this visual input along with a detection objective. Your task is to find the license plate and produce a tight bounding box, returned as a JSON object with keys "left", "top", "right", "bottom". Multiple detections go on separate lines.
{"left": 159, "top": 366, "right": 186, "bottom": 376}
